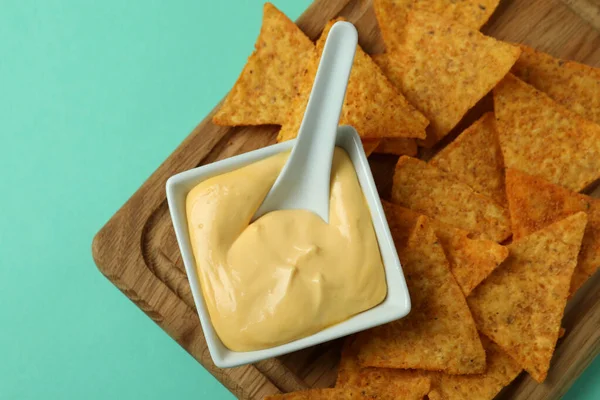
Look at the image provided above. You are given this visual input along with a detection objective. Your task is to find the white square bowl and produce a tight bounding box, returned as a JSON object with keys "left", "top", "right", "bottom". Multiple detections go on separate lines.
{"left": 166, "top": 125, "right": 411, "bottom": 368}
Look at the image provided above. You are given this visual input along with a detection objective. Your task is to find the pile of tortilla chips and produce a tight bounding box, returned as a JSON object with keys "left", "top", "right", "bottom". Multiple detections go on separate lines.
{"left": 212, "top": 2, "right": 600, "bottom": 399}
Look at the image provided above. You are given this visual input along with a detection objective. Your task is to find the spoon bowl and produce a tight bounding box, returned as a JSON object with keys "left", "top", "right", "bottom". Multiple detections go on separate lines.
{"left": 252, "top": 21, "right": 358, "bottom": 222}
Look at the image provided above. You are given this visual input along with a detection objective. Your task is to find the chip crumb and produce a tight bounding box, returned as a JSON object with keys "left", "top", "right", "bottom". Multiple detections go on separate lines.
{"left": 361, "top": 139, "right": 381, "bottom": 157}
{"left": 374, "top": 138, "right": 417, "bottom": 156}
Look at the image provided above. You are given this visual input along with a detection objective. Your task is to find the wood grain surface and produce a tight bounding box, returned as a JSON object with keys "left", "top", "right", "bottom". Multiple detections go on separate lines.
{"left": 92, "top": 0, "right": 600, "bottom": 399}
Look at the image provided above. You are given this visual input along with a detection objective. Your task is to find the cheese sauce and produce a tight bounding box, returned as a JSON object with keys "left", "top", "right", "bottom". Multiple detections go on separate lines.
{"left": 186, "top": 148, "right": 386, "bottom": 351}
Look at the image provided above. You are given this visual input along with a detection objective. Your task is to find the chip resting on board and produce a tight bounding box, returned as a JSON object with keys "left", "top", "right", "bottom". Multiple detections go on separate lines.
{"left": 392, "top": 156, "right": 511, "bottom": 242}
{"left": 336, "top": 336, "right": 431, "bottom": 400}
{"left": 506, "top": 168, "right": 600, "bottom": 295}
{"left": 468, "top": 212, "right": 587, "bottom": 382}
{"left": 212, "top": 3, "right": 314, "bottom": 126}
{"left": 430, "top": 112, "right": 506, "bottom": 206}
{"left": 264, "top": 384, "right": 418, "bottom": 400}
{"left": 382, "top": 201, "right": 508, "bottom": 296}
{"left": 373, "top": 12, "right": 520, "bottom": 146}
{"left": 277, "top": 19, "right": 429, "bottom": 143}
{"left": 356, "top": 216, "right": 486, "bottom": 374}
{"left": 512, "top": 44, "right": 600, "bottom": 125}
{"left": 374, "top": 138, "right": 418, "bottom": 156}
{"left": 373, "top": 0, "right": 500, "bottom": 52}
{"left": 339, "top": 333, "right": 519, "bottom": 400}
{"left": 427, "top": 335, "right": 522, "bottom": 400}
{"left": 494, "top": 74, "right": 600, "bottom": 192}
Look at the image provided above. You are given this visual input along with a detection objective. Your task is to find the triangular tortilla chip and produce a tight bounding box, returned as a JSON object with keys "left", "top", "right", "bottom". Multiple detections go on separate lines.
{"left": 382, "top": 201, "right": 508, "bottom": 295}
{"left": 338, "top": 335, "right": 519, "bottom": 400}
{"left": 374, "top": 138, "right": 417, "bottom": 156}
{"left": 468, "top": 212, "right": 588, "bottom": 382}
{"left": 373, "top": 12, "right": 520, "bottom": 146}
{"left": 374, "top": 0, "right": 500, "bottom": 52}
{"left": 428, "top": 335, "right": 522, "bottom": 400}
{"left": 392, "top": 156, "right": 511, "bottom": 242}
{"left": 213, "top": 3, "right": 314, "bottom": 126}
{"left": 356, "top": 216, "right": 486, "bottom": 374}
{"left": 430, "top": 112, "right": 506, "bottom": 206}
{"left": 494, "top": 74, "right": 600, "bottom": 192}
{"left": 512, "top": 45, "right": 600, "bottom": 125}
{"left": 264, "top": 384, "right": 422, "bottom": 400}
{"left": 506, "top": 168, "right": 600, "bottom": 295}
{"left": 277, "top": 19, "right": 428, "bottom": 142}
{"left": 336, "top": 336, "right": 431, "bottom": 398}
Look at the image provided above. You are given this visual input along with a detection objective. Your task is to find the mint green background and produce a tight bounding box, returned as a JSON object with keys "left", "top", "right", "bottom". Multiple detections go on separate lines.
{"left": 0, "top": 1, "right": 597, "bottom": 398}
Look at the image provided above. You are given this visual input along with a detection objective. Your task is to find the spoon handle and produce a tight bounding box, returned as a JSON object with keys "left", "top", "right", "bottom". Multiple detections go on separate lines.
{"left": 254, "top": 21, "right": 358, "bottom": 222}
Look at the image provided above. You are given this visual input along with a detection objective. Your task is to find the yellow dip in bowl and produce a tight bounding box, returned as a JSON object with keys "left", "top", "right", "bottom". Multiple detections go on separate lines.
{"left": 186, "top": 148, "right": 386, "bottom": 351}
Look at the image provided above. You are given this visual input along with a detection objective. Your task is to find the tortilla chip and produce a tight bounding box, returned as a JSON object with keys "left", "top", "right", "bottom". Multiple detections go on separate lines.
{"left": 443, "top": 232, "right": 509, "bottom": 296}
{"left": 374, "top": 0, "right": 500, "bottom": 52}
{"left": 373, "top": 12, "right": 520, "bottom": 146}
{"left": 559, "top": 327, "right": 566, "bottom": 339}
{"left": 339, "top": 334, "right": 519, "bottom": 400}
{"left": 336, "top": 336, "right": 431, "bottom": 399}
{"left": 374, "top": 138, "right": 417, "bottom": 156}
{"left": 427, "top": 335, "right": 522, "bottom": 400}
{"left": 512, "top": 44, "right": 600, "bottom": 125}
{"left": 392, "top": 156, "right": 511, "bottom": 242}
{"left": 494, "top": 74, "right": 600, "bottom": 192}
{"left": 356, "top": 216, "right": 486, "bottom": 374}
{"left": 213, "top": 3, "right": 314, "bottom": 126}
{"left": 468, "top": 212, "right": 588, "bottom": 382}
{"left": 382, "top": 200, "right": 508, "bottom": 295}
{"left": 277, "top": 19, "right": 429, "bottom": 143}
{"left": 430, "top": 113, "right": 506, "bottom": 206}
{"left": 361, "top": 139, "right": 381, "bottom": 157}
{"left": 506, "top": 168, "right": 600, "bottom": 295}
{"left": 264, "top": 384, "right": 418, "bottom": 400}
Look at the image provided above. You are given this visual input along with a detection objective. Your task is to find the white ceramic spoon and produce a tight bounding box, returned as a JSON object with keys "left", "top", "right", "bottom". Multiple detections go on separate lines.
{"left": 252, "top": 21, "right": 358, "bottom": 223}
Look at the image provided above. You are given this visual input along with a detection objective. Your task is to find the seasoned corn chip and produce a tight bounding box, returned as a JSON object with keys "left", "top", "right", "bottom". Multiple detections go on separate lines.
{"left": 506, "top": 169, "right": 600, "bottom": 295}
{"left": 428, "top": 336, "right": 522, "bottom": 400}
{"left": 213, "top": 3, "right": 314, "bottom": 126}
{"left": 512, "top": 45, "right": 600, "bottom": 125}
{"left": 373, "top": 12, "right": 520, "bottom": 146}
{"left": 357, "top": 216, "right": 485, "bottom": 374}
{"left": 392, "top": 156, "right": 511, "bottom": 242}
{"left": 336, "top": 336, "right": 431, "bottom": 399}
{"left": 430, "top": 113, "right": 506, "bottom": 206}
{"left": 468, "top": 213, "right": 587, "bottom": 382}
{"left": 277, "top": 19, "right": 428, "bottom": 142}
{"left": 383, "top": 201, "right": 507, "bottom": 295}
{"left": 373, "top": 0, "right": 500, "bottom": 52}
{"left": 494, "top": 74, "right": 600, "bottom": 192}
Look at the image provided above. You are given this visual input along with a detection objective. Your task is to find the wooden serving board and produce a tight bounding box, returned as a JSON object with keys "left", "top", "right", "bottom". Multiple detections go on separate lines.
{"left": 92, "top": 0, "right": 600, "bottom": 399}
